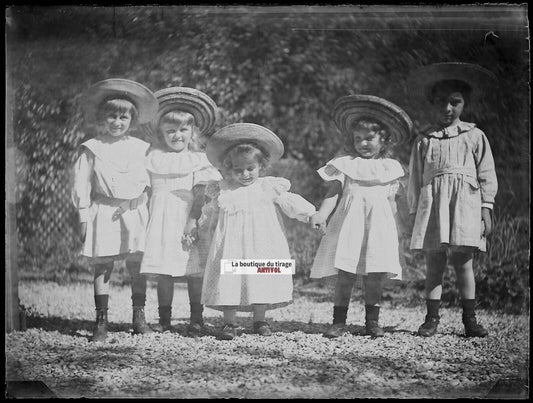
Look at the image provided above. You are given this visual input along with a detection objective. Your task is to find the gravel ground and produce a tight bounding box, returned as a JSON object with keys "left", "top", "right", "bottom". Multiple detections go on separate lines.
{"left": 5, "top": 280, "right": 530, "bottom": 399}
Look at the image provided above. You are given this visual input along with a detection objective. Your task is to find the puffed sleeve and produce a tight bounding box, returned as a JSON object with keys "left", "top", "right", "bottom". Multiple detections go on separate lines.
{"left": 266, "top": 177, "right": 317, "bottom": 222}
{"left": 317, "top": 163, "right": 345, "bottom": 186}
{"left": 192, "top": 161, "right": 223, "bottom": 187}
{"left": 474, "top": 130, "right": 498, "bottom": 207}
{"left": 71, "top": 147, "right": 94, "bottom": 223}
{"left": 407, "top": 135, "right": 426, "bottom": 215}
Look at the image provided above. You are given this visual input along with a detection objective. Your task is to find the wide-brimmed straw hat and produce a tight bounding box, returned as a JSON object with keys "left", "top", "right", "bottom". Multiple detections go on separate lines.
{"left": 206, "top": 123, "right": 284, "bottom": 168}
{"left": 81, "top": 78, "right": 158, "bottom": 124}
{"left": 407, "top": 62, "right": 497, "bottom": 103}
{"left": 333, "top": 94, "right": 413, "bottom": 144}
{"left": 140, "top": 87, "right": 218, "bottom": 143}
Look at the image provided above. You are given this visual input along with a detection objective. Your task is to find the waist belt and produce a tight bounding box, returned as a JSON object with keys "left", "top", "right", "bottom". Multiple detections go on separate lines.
{"left": 423, "top": 167, "right": 477, "bottom": 186}
{"left": 94, "top": 191, "right": 148, "bottom": 220}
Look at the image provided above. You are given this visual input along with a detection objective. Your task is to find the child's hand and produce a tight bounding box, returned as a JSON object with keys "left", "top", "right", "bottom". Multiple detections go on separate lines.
{"left": 481, "top": 207, "right": 493, "bottom": 237}
{"left": 129, "top": 192, "right": 148, "bottom": 210}
{"left": 310, "top": 212, "right": 327, "bottom": 235}
{"left": 182, "top": 219, "right": 198, "bottom": 250}
{"left": 184, "top": 218, "right": 197, "bottom": 235}
{"left": 181, "top": 231, "right": 197, "bottom": 250}
{"left": 112, "top": 199, "right": 130, "bottom": 221}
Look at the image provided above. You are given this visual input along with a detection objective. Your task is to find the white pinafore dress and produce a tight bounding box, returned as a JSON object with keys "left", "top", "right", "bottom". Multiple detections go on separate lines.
{"left": 200, "top": 176, "right": 316, "bottom": 311}
{"left": 140, "top": 149, "right": 222, "bottom": 278}
{"left": 71, "top": 135, "right": 151, "bottom": 263}
{"left": 310, "top": 156, "right": 404, "bottom": 280}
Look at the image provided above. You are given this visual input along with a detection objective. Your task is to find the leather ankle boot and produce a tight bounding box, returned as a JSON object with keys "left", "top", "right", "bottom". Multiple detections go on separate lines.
{"left": 93, "top": 308, "right": 108, "bottom": 342}
{"left": 418, "top": 315, "right": 439, "bottom": 337}
{"left": 323, "top": 323, "right": 347, "bottom": 338}
{"left": 463, "top": 315, "right": 488, "bottom": 338}
{"left": 365, "top": 320, "right": 384, "bottom": 337}
{"left": 190, "top": 303, "right": 204, "bottom": 326}
{"left": 152, "top": 306, "right": 172, "bottom": 333}
{"left": 132, "top": 306, "right": 153, "bottom": 335}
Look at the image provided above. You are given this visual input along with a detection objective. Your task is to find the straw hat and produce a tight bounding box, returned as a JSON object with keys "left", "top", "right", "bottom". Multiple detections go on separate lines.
{"left": 206, "top": 123, "right": 284, "bottom": 168}
{"left": 407, "top": 62, "right": 497, "bottom": 103}
{"left": 81, "top": 78, "right": 158, "bottom": 124}
{"left": 332, "top": 94, "right": 413, "bottom": 144}
{"left": 140, "top": 87, "right": 218, "bottom": 143}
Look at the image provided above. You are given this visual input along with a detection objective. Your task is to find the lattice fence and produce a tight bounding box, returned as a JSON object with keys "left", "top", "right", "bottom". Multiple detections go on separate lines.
{"left": 15, "top": 154, "right": 83, "bottom": 272}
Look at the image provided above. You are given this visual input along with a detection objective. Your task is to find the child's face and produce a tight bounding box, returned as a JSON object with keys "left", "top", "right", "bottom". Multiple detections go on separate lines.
{"left": 229, "top": 153, "right": 261, "bottom": 186}
{"left": 161, "top": 122, "right": 193, "bottom": 152}
{"left": 352, "top": 129, "right": 384, "bottom": 159}
{"left": 430, "top": 86, "right": 465, "bottom": 127}
{"left": 102, "top": 110, "right": 132, "bottom": 137}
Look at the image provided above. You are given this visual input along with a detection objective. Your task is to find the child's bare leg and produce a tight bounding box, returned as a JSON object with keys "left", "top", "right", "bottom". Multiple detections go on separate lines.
{"left": 424, "top": 250, "right": 447, "bottom": 299}
{"left": 451, "top": 250, "right": 487, "bottom": 337}
{"left": 363, "top": 273, "right": 385, "bottom": 337}
{"left": 418, "top": 250, "right": 447, "bottom": 337}
{"left": 126, "top": 259, "right": 152, "bottom": 334}
{"left": 94, "top": 262, "right": 113, "bottom": 296}
{"left": 186, "top": 277, "right": 204, "bottom": 337}
{"left": 252, "top": 304, "right": 267, "bottom": 322}
{"left": 450, "top": 251, "right": 475, "bottom": 299}
{"left": 324, "top": 270, "right": 356, "bottom": 338}
{"left": 223, "top": 307, "right": 237, "bottom": 326}
{"left": 92, "top": 262, "right": 113, "bottom": 341}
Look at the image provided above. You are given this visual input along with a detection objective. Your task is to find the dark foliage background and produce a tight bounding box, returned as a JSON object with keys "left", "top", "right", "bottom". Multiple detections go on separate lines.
{"left": 5, "top": 5, "right": 529, "bottom": 313}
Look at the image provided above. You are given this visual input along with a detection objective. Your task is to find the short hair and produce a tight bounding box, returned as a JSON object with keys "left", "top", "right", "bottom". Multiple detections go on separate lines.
{"left": 159, "top": 110, "right": 195, "bottom": 127}
{"left": 222, "top": 143, "right": 270, "bottom": 171}
{"left": 157, "top": 110, "right": 200, "bottom": 151}
{"left": 343, "top": 118, "right": 393, "bottom": 158}
{"left": 429, "top": 79, "right": 472, "bottom": 105}
{"left": 96, "top": 98, "right": 138, "bottom": 125}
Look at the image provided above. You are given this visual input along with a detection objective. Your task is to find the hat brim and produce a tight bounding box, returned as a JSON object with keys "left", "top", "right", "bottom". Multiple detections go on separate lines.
{"left": 81, "top": 79, "right": 158, "bottom": 124}
{"left": 206, "top": 123, "right": 284, "bottom": 169}
{"left": 407, "top": 62, "right": 497, "bottom": 103}
{"left": 139, "top": 87, "right": 218, "bottom": 145}
{"left": 333, "top": 95, "right": 413, "bottom": 144}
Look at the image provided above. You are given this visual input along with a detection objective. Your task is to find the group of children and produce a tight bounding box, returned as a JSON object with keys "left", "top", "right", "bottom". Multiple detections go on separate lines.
{"left": 72, "top": 61, "right": 498, "bottom": 342}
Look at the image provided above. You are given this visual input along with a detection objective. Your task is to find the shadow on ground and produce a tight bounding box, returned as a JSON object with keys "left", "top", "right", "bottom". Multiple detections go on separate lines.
{"left": 25, "top": 314, "right": 415, "bottom": 340}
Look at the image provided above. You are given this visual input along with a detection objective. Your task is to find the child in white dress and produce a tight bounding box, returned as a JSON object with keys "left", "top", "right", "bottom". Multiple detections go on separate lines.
{"left": 72, "top": 78, "right": 159, "bottom": 341}
{"left": 139, "top": 87, "right": 221, "bottom": 337}
{"left": 406, "top": 63, "right": 498, "bottom": 338}
{"left": 201, "top": 123, "right": 316, "bottom": 340}
{"left": 310, "top": 95, "right": 412, "bottom": 338}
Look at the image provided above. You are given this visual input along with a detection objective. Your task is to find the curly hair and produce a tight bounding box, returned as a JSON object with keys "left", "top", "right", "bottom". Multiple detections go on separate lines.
{"left": 222, "top": 142, "right": 270, "bottom": 172}
{"left": 342, "top": 118, "right": 394, "bottom": 158}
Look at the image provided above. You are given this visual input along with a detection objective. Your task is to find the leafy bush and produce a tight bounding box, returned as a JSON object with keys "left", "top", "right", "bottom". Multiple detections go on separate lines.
{"left": 476, "top": 215, "right": 530, "bottom": 314}
{"left": 7, "top": 6, "right": 529, "bottom": 312}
